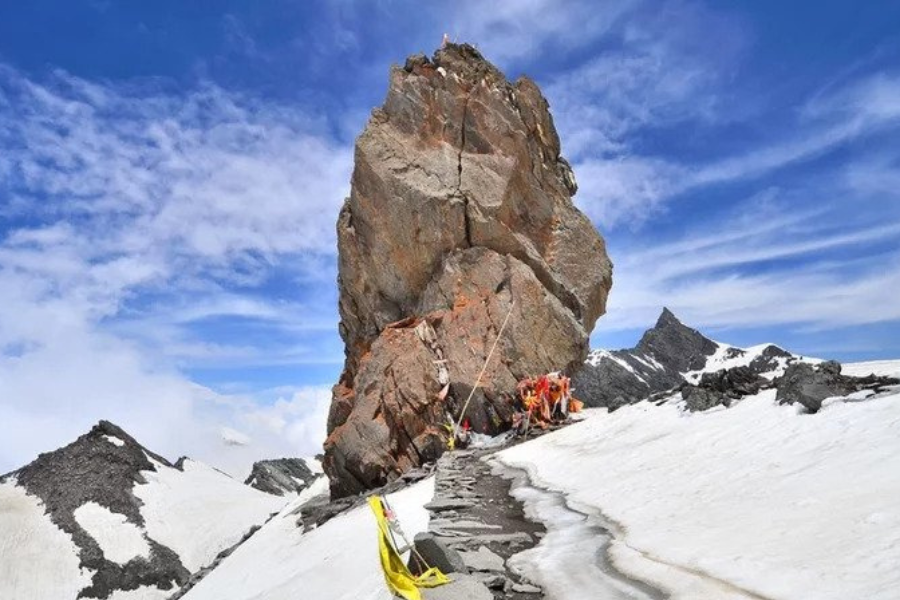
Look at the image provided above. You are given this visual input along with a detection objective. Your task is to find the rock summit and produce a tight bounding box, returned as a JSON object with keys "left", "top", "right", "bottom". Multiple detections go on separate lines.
{"left": 323, "top": 43, "right": 613, "bottom": 498}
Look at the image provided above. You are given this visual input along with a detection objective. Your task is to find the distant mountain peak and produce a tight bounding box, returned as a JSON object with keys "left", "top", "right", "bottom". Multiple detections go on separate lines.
{"left": 574, "top": 308, "right": 807, "bottom": 409}
{"left": 636, "top": 308, "right": 719, "bottom": 372}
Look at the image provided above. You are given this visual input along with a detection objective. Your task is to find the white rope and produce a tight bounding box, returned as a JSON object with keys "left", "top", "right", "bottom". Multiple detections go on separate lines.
{"left": 452, "top": 299, "right": 516, "bottom": 441}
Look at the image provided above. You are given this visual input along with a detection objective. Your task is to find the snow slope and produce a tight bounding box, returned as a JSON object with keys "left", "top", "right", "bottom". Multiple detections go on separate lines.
{"left": 0, "top": 478, "right": 92, "bottom": 600}
{"left": 498, "top": 360, "right": 900, "bottom": 600}
{"left": 181, "top": 477, "right": 435, "bottom": 600}
{"left": 135, "top": 457, "right": 286, "bottom": 572}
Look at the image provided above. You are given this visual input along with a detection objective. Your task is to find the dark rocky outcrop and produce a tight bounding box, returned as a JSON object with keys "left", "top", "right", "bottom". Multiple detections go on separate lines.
{"left": 636, "top": 308, "right": 719, "bottom": 373}
{"left": 244, "top": 458, "right": 320, "bottom": 497}
{"left": 682, "top": 366, "right": 768, "bottom": 412}
{"left": 1, "top": 421, "right": 189, "bottom": 599}
{"left": 776, "top": 361, "right": 899, "bottom": 413}
{"left": 325, "top": 43, "right": 613, "bottom": 498}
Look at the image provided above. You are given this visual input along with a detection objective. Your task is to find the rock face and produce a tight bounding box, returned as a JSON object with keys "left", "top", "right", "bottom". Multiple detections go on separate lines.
{"left": 573, "top": 308, "right": 803, "bottom": 408}
{"left": 244, "top": 458, "right": 320, "bottom": 496}
{"left": 324, "top": 43, "right": 613, "bottom": 498}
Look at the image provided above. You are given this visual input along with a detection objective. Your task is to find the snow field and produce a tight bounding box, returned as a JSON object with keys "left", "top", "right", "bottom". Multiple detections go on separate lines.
{"left": 134, "top": 457, "right": 287, "bottom": 572}
{"left": 498, "top": 360, "right": 900, "bottom": 600}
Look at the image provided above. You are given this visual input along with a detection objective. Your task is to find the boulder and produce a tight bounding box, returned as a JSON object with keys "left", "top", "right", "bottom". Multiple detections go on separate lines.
{"left": 776, "top": 360, "right": 900, "bottom": 413}
{"left": 324, "top": 43, "right": 612, "bottom": 497}
{"left": 776, "top": 361, "right": 853, "bottom": 413}
{"left": 408, "top": 532, "right": 467, "bottom": 575}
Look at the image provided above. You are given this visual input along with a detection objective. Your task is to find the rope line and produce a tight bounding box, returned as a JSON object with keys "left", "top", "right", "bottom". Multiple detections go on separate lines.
{"left": 451, "top": 299, "right": 515, "bottom": 441}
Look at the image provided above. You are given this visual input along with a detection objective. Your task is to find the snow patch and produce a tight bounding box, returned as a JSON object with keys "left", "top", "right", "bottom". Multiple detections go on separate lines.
{"left": 0, "top": 479, "right": 93, "bottom": 600}
{"left": 135, "top": 458, "right": 286, "bottom": 572}
{"left": 103, "top": 434, "right": 126, "bottom": 447}
{"left": 841, "top": 359, "right": 900, "bottom": 379}
{"left": 73, "top": 502, "right": 150, "bottom": 565}
{"left": 305, "top": 457, "right": 324, "bottom": 475}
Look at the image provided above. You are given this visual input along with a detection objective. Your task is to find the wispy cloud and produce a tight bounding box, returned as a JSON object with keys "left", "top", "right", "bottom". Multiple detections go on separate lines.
{"left": 572, "top": 71, "right": 900, "bottom": 229}
{"left": 0, "top": 64, "right": 350, "bottom": 474}
{"left": 600, "top": 180, "right": 900, "bottom": 335}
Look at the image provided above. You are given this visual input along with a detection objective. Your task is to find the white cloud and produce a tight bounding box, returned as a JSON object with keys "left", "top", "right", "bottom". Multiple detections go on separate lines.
{"left": 0, "top": 65, "right": 348, "bottom": 475}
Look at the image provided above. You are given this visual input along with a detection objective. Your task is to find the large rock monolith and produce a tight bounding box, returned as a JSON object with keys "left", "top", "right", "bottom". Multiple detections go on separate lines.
{"left": 323, "top": 43, "right": 613, "bottom": 498}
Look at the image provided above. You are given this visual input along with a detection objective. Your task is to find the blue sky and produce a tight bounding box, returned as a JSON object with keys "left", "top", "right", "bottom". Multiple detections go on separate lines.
{"left": 1, "top": 1, "right": 899, "bottom": 474}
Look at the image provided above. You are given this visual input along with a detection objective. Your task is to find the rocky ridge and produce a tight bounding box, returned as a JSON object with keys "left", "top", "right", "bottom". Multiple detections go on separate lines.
{"left": 244, "top": 458, "right": 321, "bottom": 497}
{"left": 325, "top": 42, "right": 613, "bottom": 498}
{"left": 572, "top": 308, "right": 801, "bottom": 409}
{"left": 574, "top": 309, "right": 900, "bottom": 414}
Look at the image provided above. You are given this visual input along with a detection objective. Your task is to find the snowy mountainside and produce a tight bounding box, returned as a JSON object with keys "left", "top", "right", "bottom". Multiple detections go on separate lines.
{"left": 573, "top": 308, "right": 813, "bottom": 407}
{"left": 0, "top": 421, "right": 287, "bottom": 600}
{"left": 179, "top": 477, "right": 432, "bottom": 600}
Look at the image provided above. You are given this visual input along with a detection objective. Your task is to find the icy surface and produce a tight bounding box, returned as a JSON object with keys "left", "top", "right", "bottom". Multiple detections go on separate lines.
{"left": 0, "top": 479, "right": 92, "bottom": 600}
{"left": 134, "top": 458, "right": 286, "bottom": 572}
{"left": 181, "top": 477, "right": 435, "bottom": 600}
{"left": 498, "top": 360, "right": 900, "bottom": 600}
{"left": 73, "top": 501, "right": 151, "bottom": 564}
{"left": 503, "top": 475, "right": 657, "bottom": 600}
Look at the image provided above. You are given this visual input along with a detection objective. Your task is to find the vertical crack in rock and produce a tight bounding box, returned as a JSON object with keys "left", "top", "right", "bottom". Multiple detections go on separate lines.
{"left": 457, "top": 89, "right": 473, "bottom": 248}
{"left": 324, "top": 42, "right": 613, "bottom": 498}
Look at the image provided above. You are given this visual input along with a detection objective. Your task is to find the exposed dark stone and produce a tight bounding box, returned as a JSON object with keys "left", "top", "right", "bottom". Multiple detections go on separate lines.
{"left": 776, "top": 361, "right": 899, "bottom": 413}
{"left": 606, "top": 395, "right": 632, "bottom": 413}
{"left": 408, "top": 532, "right": 467, "bottom": 575}
{"left": 244, "top": 458, "right": 320, "bottom": 497}
{"left": 682, "top": 386, "right": 729, "bottom": 412}
{"left": 681, "top": 366, "right": 766, "bottom": 412}
{"left": 747, "top": 344, "right": 793, "bottom": 373}
{"left": 635, "top": 308, "right": 719, "bottom": 373}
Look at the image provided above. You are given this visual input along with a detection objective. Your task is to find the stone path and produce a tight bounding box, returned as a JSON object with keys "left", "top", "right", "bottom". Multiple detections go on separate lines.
{"left": 418, "top": 449, "right": 548, "bottom": 600}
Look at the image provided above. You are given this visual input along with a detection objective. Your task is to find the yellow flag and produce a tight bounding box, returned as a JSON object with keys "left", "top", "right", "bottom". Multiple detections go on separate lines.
{"left": 368, "top": 496, "right": 450, "bottom": 600}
